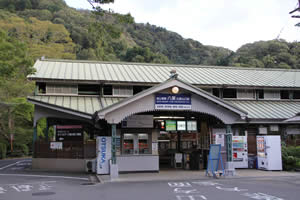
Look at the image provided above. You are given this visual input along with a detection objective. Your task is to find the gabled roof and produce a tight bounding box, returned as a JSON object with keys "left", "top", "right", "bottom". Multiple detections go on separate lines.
{"left": 28, "top": 59, "right": 300, "bottom": 88}
{"left": 96, "top": 77, "right": 248, "bottom": 123}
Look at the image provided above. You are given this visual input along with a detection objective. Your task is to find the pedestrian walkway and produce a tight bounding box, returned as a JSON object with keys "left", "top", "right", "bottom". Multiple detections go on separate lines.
{"left": 98, "top": 169, "right": 300, "bottom": 183}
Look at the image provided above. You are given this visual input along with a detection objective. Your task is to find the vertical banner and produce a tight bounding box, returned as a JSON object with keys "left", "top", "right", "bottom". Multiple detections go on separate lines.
{"left": 96, "top": 136, "right": 111, "bottom": 175}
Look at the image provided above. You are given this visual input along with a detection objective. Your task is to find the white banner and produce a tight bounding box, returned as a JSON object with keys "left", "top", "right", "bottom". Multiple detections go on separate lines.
{"left": 96, "top": 137, "right": 111, "bottom": 175}
{"left": 50, "top": 142, "right": 63, "bottom": 150}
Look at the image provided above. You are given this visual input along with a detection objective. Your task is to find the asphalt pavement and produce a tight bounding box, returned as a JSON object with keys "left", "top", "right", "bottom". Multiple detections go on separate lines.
{"left": 0, "top": 158, "right": 300, "bottom": 200}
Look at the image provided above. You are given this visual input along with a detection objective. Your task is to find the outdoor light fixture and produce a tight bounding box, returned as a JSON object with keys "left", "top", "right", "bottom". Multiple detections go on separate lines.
{"left": 172, "top": 86, "right": 179, "bottom": 94}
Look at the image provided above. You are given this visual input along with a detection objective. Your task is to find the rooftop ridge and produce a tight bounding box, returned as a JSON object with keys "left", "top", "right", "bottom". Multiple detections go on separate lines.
{"left": 38, "top": 58, "right": 300, "bottom": 72}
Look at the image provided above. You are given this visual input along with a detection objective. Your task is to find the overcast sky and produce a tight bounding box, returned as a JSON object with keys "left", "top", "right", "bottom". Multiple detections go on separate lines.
{"left": 65, "top": 0, "right": 299, "bottom": 51}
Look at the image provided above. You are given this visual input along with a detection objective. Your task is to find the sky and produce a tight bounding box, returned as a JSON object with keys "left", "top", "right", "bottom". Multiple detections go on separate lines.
{"left": 65, "top": 0, "right": 300, "bottom": 51}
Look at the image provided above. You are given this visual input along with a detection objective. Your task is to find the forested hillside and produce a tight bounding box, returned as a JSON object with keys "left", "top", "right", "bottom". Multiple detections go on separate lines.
{"left": 0, "top": 0, "right": 300, "bottom": 158}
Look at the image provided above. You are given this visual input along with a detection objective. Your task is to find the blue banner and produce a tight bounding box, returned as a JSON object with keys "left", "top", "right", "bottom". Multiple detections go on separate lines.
{"left": 155, "top": 94, "right": 191, "bottom": 110}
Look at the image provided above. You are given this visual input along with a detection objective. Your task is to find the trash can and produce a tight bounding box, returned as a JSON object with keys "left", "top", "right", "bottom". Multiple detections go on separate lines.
{"left": 248, "top": 155, "right": 257, "bottom": 169}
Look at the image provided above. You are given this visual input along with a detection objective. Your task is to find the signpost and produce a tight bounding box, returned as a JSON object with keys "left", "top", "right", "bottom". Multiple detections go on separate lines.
{"left": 96, "top": 136, "right": 111, "bottom": 175}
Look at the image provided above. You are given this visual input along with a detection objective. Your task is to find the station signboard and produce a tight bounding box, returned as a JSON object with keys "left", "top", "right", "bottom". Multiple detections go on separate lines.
{"left": 155, "top": 94, "right": 191, "bottom": 110}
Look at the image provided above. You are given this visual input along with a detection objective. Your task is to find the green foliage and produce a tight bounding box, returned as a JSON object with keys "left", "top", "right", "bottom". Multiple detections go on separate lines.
{"left": 0, "top": 10, "right": 76, "bottom": 59}
{"left": 230, "top": 40, "right": 300, "bottom": 69}
{"left": 0, "top": 143, "right": 6, "bottom": 159}
{"left": 124, "top": 46, "right": 170, "bottom": 64}
{"left": 282, "top": 143, "right": 300, "bottom": 171}
{"left": 125, "top": 23, "right": 232, "bottom": 65}
{"left": 0, "top": 30, "right": 34, "bottom": 155}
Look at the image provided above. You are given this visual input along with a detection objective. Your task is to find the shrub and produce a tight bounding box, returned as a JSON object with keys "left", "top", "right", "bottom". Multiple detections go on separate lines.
{"left": 20, "top": 144, "right": 29, "bottom": 156}
{"left": 282, "top": 143, "right": 300, "bottom": 171}
{"left": 0, "top": 143, "right": 7, "bottom": 159}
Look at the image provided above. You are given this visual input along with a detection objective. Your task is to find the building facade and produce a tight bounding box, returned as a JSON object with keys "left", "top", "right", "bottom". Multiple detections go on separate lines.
{"left": 27, "top": 58, "right": 300, "bottom": 173}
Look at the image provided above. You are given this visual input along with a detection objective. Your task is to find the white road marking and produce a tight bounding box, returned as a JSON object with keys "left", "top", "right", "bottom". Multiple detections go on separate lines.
{"left": 176, "top": 195, "right": 207, "bottom": 200}
{"left": 242, "top": 192, "right": 284, "bottom": 200}
{"left": 0, "top": 186, "right": 7, "bottom": 194}
{"left": 6, "top": 181, "right": 57, "bottom": 186}
{"left": 168, "top": 182, "right": 192, "bottom": 187}
{"left": 0, "top": 161, "right": 26, "bottom": 170}
{"left": 0, "top": 174, "right": 89, "bottom": 181}
{"left": 10, "top": 185, "right": 33, "bottom": 192}
{"left": 216, "top": 186, "right": 248, "bottom": 192}
{"left": 174, "top": 188, "right": 200, "bottom": 194}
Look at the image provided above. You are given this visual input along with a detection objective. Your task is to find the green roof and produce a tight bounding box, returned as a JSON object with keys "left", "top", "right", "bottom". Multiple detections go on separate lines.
{"left": 27, "top": 96, "right": 125, "bottom": 116}
{"left": 228, "top": 100, "right": 300, "bottom": 119}
{"left": 27, "top": 95, "right": 300, "bottom": 120}
{"left": 28, "top": 96, "right": 101, "bottom": 115}
{"left": 28, "top": 59, "right": 300, "bottom": 88}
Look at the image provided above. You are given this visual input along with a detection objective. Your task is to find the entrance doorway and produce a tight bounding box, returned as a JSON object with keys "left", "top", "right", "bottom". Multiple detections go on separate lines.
{"left": 151, "top": 111, "right": 224, "bottom": 170}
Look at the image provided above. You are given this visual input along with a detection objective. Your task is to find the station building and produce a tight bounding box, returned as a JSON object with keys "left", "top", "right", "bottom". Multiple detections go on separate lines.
{"left": 27, "top": 58, "right": 300, "bottom": 174}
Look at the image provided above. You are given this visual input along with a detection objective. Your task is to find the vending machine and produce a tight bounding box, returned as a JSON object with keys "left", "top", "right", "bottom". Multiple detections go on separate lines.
{"left": 257, "top": 136, "right": 282, "bottom": 171}
{"left": 232, "top": 136, "right": 248, "bottom": 168}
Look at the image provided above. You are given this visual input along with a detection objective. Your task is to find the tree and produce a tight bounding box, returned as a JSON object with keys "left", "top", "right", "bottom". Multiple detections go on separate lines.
{"left": 0, "top": 30, "right": 34, "bottom": 154}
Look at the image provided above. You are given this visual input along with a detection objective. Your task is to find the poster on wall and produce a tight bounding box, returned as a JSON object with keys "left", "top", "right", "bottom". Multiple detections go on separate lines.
{"left": 152, "top": 142, "right": 158, "bottom": 152}
{"left": 166, "top": 120, "right": 176, "bottom": 131}
{"left": 187, "top": 121, "right": 197, "bottom": 131}
{"left": 56, "top": 125, "right": 83, "bottom": 142}
{"left": 177, "top": 121, "right": 186, "bottom": 131}
{"left": 214, "top": 134, "right": 225, "bottom": 147}
{"left": 50, "top": 142, "right": 63, "bottom": 150}
{"left": 96, "top": 136, "right": 112, "bottom": 175}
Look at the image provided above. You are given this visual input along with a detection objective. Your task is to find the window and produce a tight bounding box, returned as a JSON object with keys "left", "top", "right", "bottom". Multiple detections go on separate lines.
{"left": 280, "top": 90, "right": 290, "bottom": 99}
{"left": 123, "top": 134, "right": 134, "bottom": 154}
{"left": 113, "top": 85, "right": 133, "bottom": 96}
{"left": 138, "top": 134, "right": 149, "bottom": 154}
{"left": 103, "top": 85, "right": 112, "bottom": 95}
{"left": 78, "top": 84, "right": 100, "bottom": 95}
{"left": 201, "top": 88, "right": 212, "bottom": 94}
{"left": 122, "top": 133, "right": 151, "bottom": 155}
{"left": 212, "top": 88, "right": 220, "bottom": 97}
{"left": 237, "top": 89, "right": 255, "bottom": 99}
{"left": 46, "top": 84, "right": 77, "bottom": 94}
{"left": 293, "top": 91, "right": 300, "bottom": 99}
{"left": 257, "top": 90, "right": 264, "bottom": 99}
{"left": 133, "top": 86, "right": 151, "bottom": 95}
{"left": 223, "top": 89, "right": 237, "bottom": 99}
{"left": 37, "top": 82, "right": 46, "bottom": 94}
{"left": 264, "top": 90, "right": 280, "bottom": 99}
